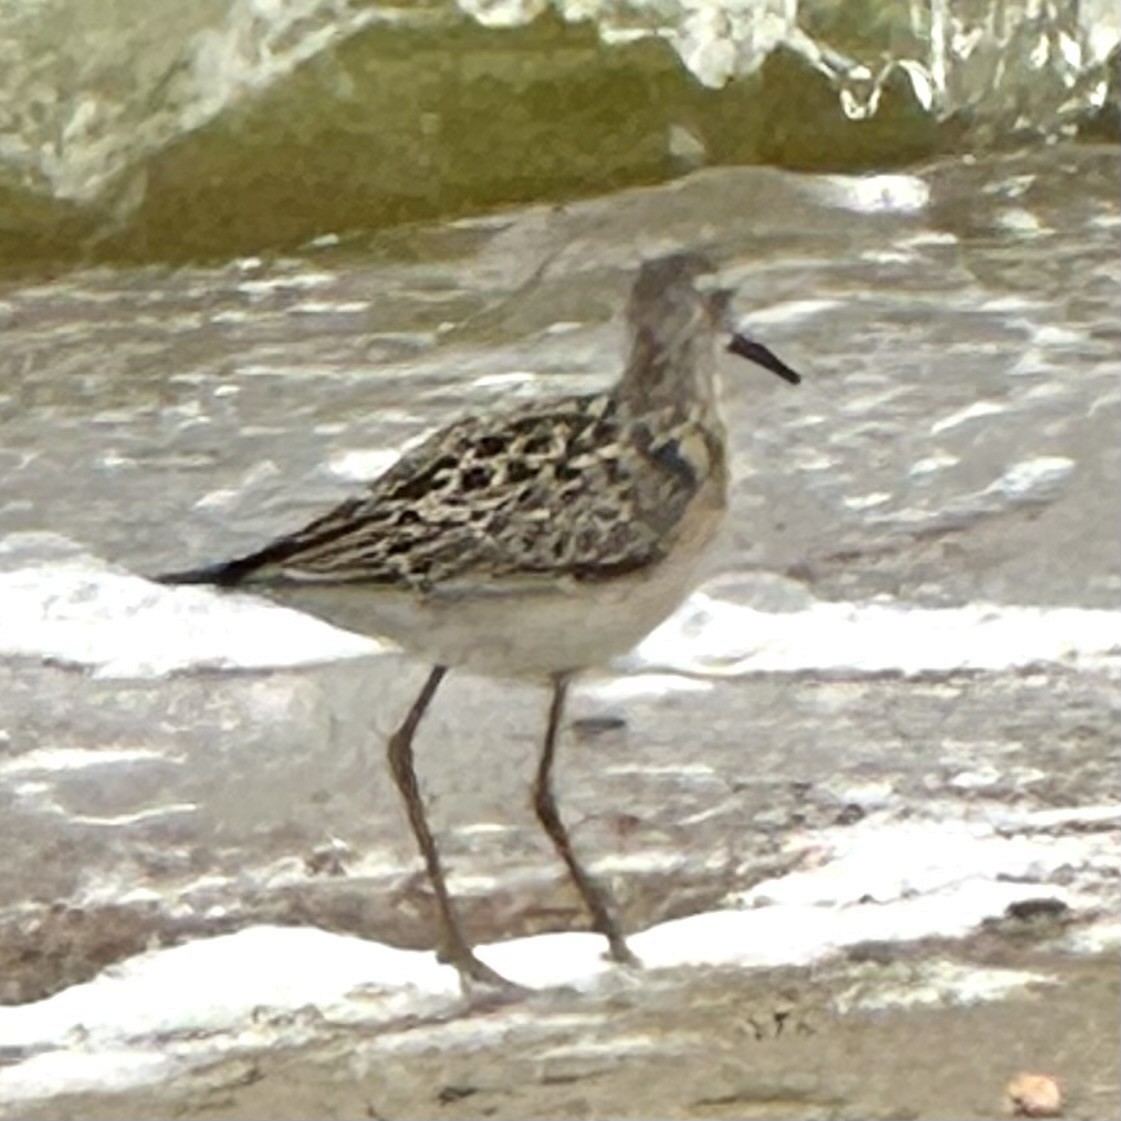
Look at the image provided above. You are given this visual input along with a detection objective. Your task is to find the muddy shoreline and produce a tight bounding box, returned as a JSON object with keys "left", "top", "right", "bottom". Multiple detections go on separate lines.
{"left": 18, "top": 941, "right": 1119, "bottom": 1121}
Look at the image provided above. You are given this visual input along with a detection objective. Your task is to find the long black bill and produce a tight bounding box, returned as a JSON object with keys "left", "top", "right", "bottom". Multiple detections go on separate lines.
{"left": 727, "top": 332, "right": 802, "bottom": 385}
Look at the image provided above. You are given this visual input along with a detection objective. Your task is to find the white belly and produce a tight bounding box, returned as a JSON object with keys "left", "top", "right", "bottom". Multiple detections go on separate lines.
{"left": 255, "top": 497, "right": 724, "bottom": 678}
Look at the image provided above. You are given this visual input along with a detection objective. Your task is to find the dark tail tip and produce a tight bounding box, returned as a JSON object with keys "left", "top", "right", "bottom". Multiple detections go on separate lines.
{"left": 155, "top": 560, "right": 245, "bottom": 587}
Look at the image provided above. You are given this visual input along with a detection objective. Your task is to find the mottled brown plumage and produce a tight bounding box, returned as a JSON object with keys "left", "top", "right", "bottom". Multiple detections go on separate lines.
{"left": 184, "top": 394, "right": 722, "bottom": 590}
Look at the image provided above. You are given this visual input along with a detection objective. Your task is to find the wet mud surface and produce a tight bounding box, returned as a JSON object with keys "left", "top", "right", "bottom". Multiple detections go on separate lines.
{"left": 19, "top": 947, "right": 1119, "bottom": 1121}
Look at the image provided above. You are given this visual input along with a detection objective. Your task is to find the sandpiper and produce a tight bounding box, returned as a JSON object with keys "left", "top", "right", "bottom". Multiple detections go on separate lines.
{"left": 160, "top": 253, "right": 801, "bottom": 988}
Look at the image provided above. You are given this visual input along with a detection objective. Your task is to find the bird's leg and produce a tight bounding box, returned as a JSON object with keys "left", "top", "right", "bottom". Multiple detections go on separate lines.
{"left": 532, "top": 674, "right": 639, "bottom": 966}
{"left": 387, "top": 666, "right": 514, "bottom": 989}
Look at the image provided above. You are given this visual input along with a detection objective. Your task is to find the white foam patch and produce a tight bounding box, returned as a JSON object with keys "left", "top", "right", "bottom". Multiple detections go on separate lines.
{"left": 735, "top": 298, "right": 842, "bottom": 328}
{"left": 583, "top": 672, "right": 712, "bottom": 701}
{"left": 236, "top": 271, "right": 335, "bottom": 296}
{"left": 930, "top": 400, "right": 1007, "bottom": 434}
{"left": 291, "top": 299, "right": 372, "bottom": 315}
{"left": 633, "top": 885, "right": 1022, "bottom": 969}
{"left": 910, "top": 452, "right": 960, "bottom": 475}
{"left": 0, "top": 928, "right": 461, "bottom": 1055}
{"left": 627, "top": 594, "right": 1121, "bottom": 678}
{"left": 991, "top": 455, "right": 1075, "bottom": 499}
{"left": 0, "top": 746, "right": 169, "bottom": 775}
{"left": 0, "top": 804, "right": 1112, "bottom": 1110}
{"left": 818, "top": 173, "right": 931, "bottom": 214}
{"left": 734, "top": 812, "right": 1114, "bottom": 911}
{"left": 0, "top": 1051, "right": 183, "bottom": 1106}
{"left": 3, "top": 534, "right": 1118, "bottom": 683}
{"left": 0, "top": 533, "right": 380, "bottom": 678}
{"left": 327, "top": 447, "right": 402, "bottom": 482}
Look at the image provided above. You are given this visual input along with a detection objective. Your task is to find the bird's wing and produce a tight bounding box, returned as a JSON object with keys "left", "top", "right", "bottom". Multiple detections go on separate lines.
{"left": 207, "top": 393, "right": 706, "bottom": 590}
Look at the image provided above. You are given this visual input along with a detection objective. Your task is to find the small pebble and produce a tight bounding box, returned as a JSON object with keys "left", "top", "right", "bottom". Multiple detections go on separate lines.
{"left": 1005, "top": 1072, "right": 1062, "bottom": 1117}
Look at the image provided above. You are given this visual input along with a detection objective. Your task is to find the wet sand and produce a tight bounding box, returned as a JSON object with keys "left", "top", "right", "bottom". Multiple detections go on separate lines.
{"left": 19, "top": 943, "right": 1118, "bottom": 1121}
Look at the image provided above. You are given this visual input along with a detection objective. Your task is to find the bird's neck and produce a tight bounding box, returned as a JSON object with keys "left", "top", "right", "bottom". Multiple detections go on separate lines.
{"left": 615, "top": 328, "right": 723, "bottom": 432}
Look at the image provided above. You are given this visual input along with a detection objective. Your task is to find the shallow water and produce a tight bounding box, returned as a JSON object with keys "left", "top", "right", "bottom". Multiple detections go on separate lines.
{"left": 2, "top": 146, "right": 1118, "bottom": 604}
{"left": 3, "top": 0, "right": 1116, "bottom": 266}
{"left": 0, "top": 142, "right": 1118, "bottom": 1111}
